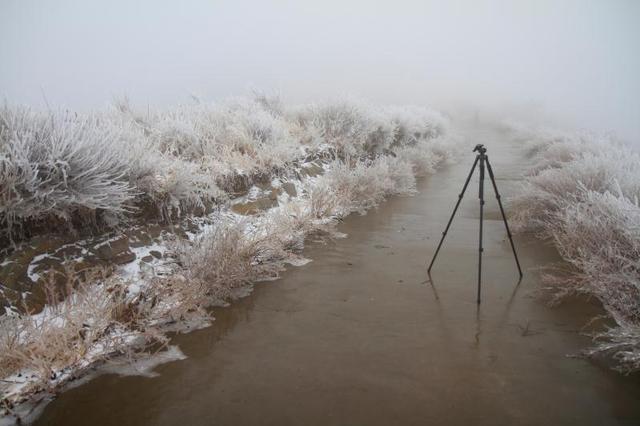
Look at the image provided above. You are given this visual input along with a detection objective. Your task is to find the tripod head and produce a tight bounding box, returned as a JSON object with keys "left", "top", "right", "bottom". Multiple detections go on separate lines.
{"left": 473, "top": 144, "right": 487, "bottom": 155}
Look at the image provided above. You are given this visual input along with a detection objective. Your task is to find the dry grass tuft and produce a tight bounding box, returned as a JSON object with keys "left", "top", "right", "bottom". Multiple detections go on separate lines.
{"left": 0, "top": 266, "right": 166, "bottom": 401}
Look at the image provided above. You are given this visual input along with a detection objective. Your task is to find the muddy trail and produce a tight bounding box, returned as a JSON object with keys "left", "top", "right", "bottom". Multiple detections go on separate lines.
{"left": 33, "top": 126, "right": 640, "bottom": 425}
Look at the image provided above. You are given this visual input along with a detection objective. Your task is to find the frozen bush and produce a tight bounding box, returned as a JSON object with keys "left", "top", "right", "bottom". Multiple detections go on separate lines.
{"left": 0, "top": 107, "right": 137, "bottom": 240}
{"left": 174, "top": 215, "right": 306, "bottom": 306}
{"left": 309, "top": 156, "right": 416, "bottom": 216}
{"left": 511, "top": 127, "right": 640, "bottom": 373}
{"left": 151, "top": 99, "right": 299, "bottom": 173}
{"left": 136, "top": 157, "right": 225, "bottom": 221}
{"left": 291, "top": 99, "right": 450, "bottom": 158}
{"left": 395, "top": 140, "right": 443, "bottom": 176}
{"left": 385, "top": 105, "right": 449, "bottom": 143}
{"left": 511, "top": 148, "right": 640, "bottom": 234}
{"left": 292, "top": 100, "right": 374, "bottom": 156}
{"left": 588, "top": 323, "right": 640, "bottom": 373}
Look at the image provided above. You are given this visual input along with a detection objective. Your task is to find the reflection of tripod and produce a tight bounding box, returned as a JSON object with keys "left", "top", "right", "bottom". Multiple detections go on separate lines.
{"left": 427, "top": 144, "right": 523, "bottom": 304}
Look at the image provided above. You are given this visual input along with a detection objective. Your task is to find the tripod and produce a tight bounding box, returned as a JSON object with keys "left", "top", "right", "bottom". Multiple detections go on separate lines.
{"left": 427, "top": 144, "right": 523, "bottom": 304}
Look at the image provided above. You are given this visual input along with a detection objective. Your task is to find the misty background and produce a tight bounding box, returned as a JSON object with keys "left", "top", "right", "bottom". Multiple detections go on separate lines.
{"left": 1, "top": 0, "right": 639, "bottom": 143}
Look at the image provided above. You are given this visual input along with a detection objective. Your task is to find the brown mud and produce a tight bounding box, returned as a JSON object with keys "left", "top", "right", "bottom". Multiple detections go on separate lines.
{"left": 32, "top": 127, "right": 640, "bottom": 425}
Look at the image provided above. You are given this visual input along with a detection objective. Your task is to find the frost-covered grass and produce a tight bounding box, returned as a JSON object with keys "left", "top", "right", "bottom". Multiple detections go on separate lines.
{"left": 0, "top": 267, "right": 166, "bottom": 403}
{"left": 0, "top": 94, "right": 458, "bottom": 415}
{"left": 510, "top": 127, "right": 640, "bottom": 373}
{"left": 0, "top": 95, "right": 451, "bottom": 245}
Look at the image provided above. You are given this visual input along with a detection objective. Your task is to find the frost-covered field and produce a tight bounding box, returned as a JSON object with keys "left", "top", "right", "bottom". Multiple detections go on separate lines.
{"left": 509, "top": 126, "right": 640, "bottom": 373}
{"left": 0, "top": 95, "right": 459, "bottom": 418}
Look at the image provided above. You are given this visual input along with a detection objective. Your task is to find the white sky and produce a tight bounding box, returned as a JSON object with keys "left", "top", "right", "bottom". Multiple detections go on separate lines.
{"left": 1, "top": 0, "right": 639, "bottom": 142}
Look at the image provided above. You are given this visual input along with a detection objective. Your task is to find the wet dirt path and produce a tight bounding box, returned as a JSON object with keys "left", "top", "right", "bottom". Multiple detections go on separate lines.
{"left": 35, "top": 126, "right": 640, "bottom": 425}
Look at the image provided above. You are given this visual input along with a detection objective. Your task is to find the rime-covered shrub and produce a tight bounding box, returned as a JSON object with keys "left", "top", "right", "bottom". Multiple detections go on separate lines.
{"left": 511, "top": 127, "right": 640, "bottom": 373}
{"left": 309, "top": 156, "right": 416, "bottom": 216}
{"left": 290, "top": 99, "right": 450, "bottom": 158}
{"left": 136, "top": 157, "right": 225, "bottom": 221}
{"left": 385, "top": 105, "right": 448, "bottom": 143}
{"left": 110, "top": 98, "right": 301, "bottom": 194}
{"left": 291, "top": 100, "right": 375, "bottom": 156}
{"left": 511, "top": 148, "right": 640, "bottom": 234}
{"left": 394, "top": 139, "right": 448, "bottom": 176}
{"left": 0, "top": 107, "right": 137, "bottom": 240}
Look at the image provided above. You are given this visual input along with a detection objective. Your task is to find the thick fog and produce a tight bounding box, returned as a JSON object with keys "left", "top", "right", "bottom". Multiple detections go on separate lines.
{"left": 1, "top": 0, "right": 639, "bottom": 142}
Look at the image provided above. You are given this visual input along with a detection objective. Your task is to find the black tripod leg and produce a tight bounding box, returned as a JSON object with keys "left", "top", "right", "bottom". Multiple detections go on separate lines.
{"left": 485, "top": 157, "right": 523, "bottom": 278}
{"left": 477, "top": 155, "right": 485, "bottom": 304}
{"left": 428, "top": 156, "right": 479, "bottom": 272}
